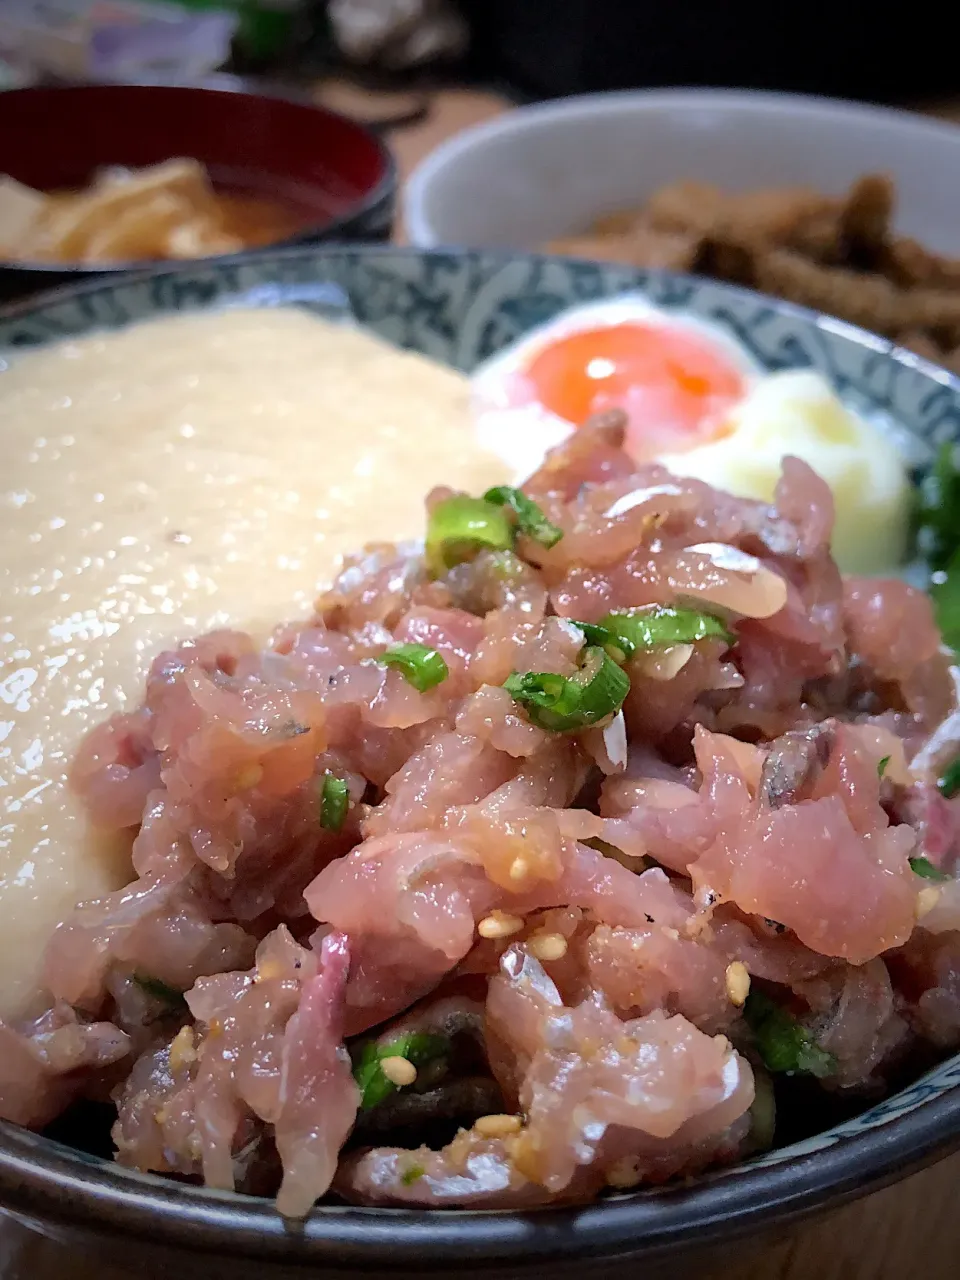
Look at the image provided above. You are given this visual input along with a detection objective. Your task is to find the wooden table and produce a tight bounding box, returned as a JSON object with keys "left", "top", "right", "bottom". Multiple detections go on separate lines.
{"left": 3, "top": 84, "right": 960, "bottom": 1280}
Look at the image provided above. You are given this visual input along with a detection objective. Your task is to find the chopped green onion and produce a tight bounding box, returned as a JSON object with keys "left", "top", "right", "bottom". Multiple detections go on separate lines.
{"left": 938, "top": 756, "right": 960, "bottom": 800}
{"left": 575, "top": 621, "right": 633, "bottom": 664}
{"left": 401, "top": 1163, "right": 426, "bottom": 1185}
{"left": 909, "top": 855, "right": 949, "bottom": 882}
{"left": 133, "top": 974, "right": 186, "bottom": 1010}
{"left": 352, "top": 1032, "right": 449, "bottom": 1111}
{"left": 576, "top": 606, "right": 733, "bottom": 663}
{"left": 483, "top": 485, "right": 563, "bottom": 549}
{"left": 504, "top": 645, "right": 630, "bottom": 733}
{"left": 425, "top": 494, "right": 513, "bottom": 575}
{"left": 743, "top": 989, "right": 836, "bottom": 1078}
{"left": 930, "top": 550, "right": 960, "bottom": 655}
{"left": 608, "top": 605, "right": 733, "bottom": 652}
{"left": 915, "top": 441, "right": 960, "bottom": 574}
{"left": 877, "top": 756, "right": 891, "bottom": 779}
{"left": 379, "top": 642, "right": 449, "bottom": 692}
{"left": 319, "top": 773, "right": 349, "bottom": 832}
{"left": 915, "top": 443, "right": 960, "bottom": 653}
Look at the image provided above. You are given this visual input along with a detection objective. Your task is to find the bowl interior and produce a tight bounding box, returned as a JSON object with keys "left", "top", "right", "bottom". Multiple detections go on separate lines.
{"left": 0, "top": 84, "right": 394, "bottom": 270}
{"left": 1, "top": 245, "right": 960, "bottom": 1268}
{"left": 404, "top": 89, "right": 960, "bottom": 256}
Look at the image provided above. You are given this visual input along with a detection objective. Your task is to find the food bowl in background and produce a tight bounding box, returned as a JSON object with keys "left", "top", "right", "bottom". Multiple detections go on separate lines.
{"left": 1, "top": 245, "right": 960, "bottom": 1279}
{"left": 0, "top": 82, "right": 397, "bottom": 302}
{"left": 403, "top": 89, "right": 960, "bottom": 254}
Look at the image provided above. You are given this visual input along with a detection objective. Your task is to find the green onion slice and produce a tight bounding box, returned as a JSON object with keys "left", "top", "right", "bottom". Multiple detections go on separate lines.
{"left": 319, "top": 773, "right": 349, "bottom": 832}
{"left": 930, "top": 551, "right": 960, "bottom": 656}
{"left": 425, "top": 494, "right": 513, "bottom": 575}
{"left": 909, "top": 855, "right": 949, "bottom": 882}
{"left": 352, "top": 1032, "right": 450, "bottom": 1111}
{"left": 743, "top": 989, "right": 836, "bottom": 1078}
{"left": 504, "top": 644, "right": 630, "bottom": 733}
{"left": 915, "top": 443, "right": 960, "bottom": 653}
{"left": 483, "top": 485, "right": 563, "bottom": 549}
{"left": 379, "top": 642, "right": 449, "bottom": 692}
{"left": 915, "top": 441, "right": 960, "bottom": 574}
{"left": 877, "top": 756, "right": 891, "bottom": 779}
{"left": 575, "top": 605, "right": 733, "bottom": 663}
{"left": 576, "top": 621, "right": 634, "bottom": 664}
{"left": 938, "top": 755, "right": 960, "bottom": 800}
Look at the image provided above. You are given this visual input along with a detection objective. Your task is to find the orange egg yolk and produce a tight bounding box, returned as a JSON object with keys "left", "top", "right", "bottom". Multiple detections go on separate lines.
{"left": 524, "top": 321, "right": 746, "bottom": 434}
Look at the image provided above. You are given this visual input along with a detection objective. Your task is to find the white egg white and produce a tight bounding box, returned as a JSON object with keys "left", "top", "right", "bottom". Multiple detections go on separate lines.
{"left": 659, "top": 370, "right": 912, "bottom": 574}
{"left": 471, "top": 296, "right": 913, "bottom": 574}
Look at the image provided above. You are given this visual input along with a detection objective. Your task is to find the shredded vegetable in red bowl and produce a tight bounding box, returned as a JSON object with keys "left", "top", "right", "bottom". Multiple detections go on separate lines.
{"left": 2, "top": 246, "right": 960, "bottom": 1278}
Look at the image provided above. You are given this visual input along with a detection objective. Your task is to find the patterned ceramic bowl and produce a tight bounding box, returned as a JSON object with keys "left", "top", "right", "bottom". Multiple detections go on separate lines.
{"left": 1, "top": 246, "right": 959, "bottom": 1280}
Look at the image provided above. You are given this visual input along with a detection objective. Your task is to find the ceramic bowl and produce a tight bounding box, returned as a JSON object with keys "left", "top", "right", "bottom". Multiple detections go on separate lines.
{"left": 0, "top": 82, "right": 396, "bottom": 303}
{"left": 404, "top": 88, "right": 960, "bottom": 254}
{"left": 1, "top": 246, "right": 959, "bottom": 1279}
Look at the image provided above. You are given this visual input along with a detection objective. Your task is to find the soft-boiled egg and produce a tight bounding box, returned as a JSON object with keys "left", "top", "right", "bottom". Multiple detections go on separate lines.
{"left": 658, "top": 370, "right": 910, "bottom": 573}
{"left": 471, "top": 296, "right": 911, "bottom": 573}
{"left": 472, "top": 296, "right": 761, "bottom": 478}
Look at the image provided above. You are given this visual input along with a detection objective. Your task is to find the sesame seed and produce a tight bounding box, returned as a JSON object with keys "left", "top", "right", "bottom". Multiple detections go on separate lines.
{"left": 528, "top": 932, "right": 568, "bottom": 962}
{"left": 508, "top": 856, "right": 529, "bottom": 881}
{"left": 474, "top": 1113, "right": 522, "bottom": 1139}
{"left": 168, "top": 1025, "right": 197, "bottom": 1073}
{"left": 380, "top": 1056, "right": 417, "bottom": 1087}
{"left": 478, "top": 910, "right": 524, "bottom": 939}
{"left": 725, "top": 961, "right": 750, "bottom": 1007}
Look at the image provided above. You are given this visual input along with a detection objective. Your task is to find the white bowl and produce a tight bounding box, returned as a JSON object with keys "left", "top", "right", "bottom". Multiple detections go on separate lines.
{"left": 405, "top": 88, "right": 960, "bottom": 255}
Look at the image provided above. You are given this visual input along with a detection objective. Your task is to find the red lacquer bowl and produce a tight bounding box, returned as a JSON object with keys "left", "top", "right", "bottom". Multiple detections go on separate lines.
{"left": 0, "top": 81, "right": 396, "bottom": 301}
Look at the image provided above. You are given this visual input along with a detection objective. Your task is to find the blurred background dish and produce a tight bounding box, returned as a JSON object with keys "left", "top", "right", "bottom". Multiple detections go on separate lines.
{"left": 405, "top": 90, "right": 960, "bottom": 373}
{"left": 0, "top": 81, "right": 396, "bottom": 301}
{"left": 404, "top": 89, "right": 960, "bottom": 256}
